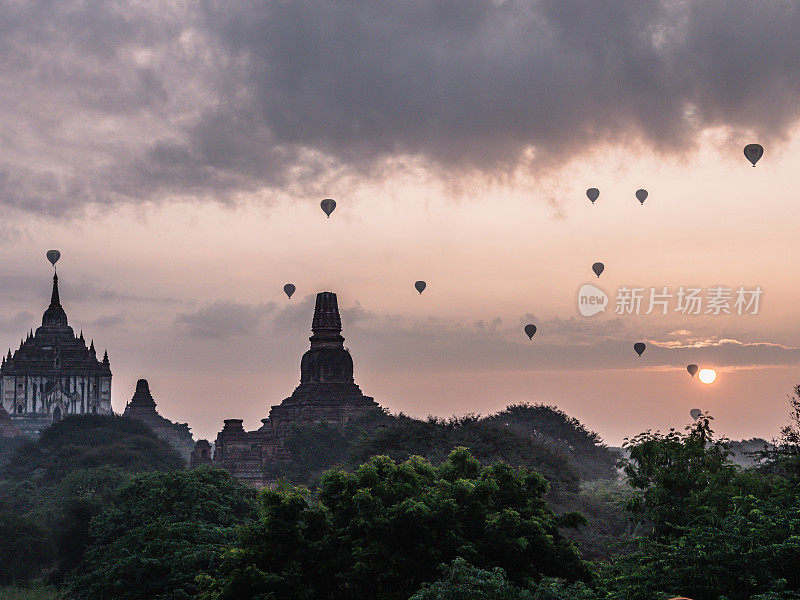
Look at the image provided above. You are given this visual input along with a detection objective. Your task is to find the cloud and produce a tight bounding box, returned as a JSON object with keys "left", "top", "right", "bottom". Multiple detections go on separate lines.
{"left": 86, "top": 312, "right": 127, "bottom": 329}
{"left": 176, "top": 301, "right": 276, "bottom": 338}
{"left": 3, "top": 0, "right": 800, "bottom": 214}
{"left": 0, "top": 311, "right": 35, "bottom": 335}
{"left": 176, "top": 298, "right": 800, "bottom": 373}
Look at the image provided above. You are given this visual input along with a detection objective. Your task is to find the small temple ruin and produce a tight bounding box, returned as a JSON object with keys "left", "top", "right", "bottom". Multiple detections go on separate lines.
{"left": 122, "top": 379, "right": 195, "bottom": 461}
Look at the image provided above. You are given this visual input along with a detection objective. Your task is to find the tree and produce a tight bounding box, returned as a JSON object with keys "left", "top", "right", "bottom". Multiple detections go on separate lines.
{"left": 201, "top": 448, "right": 589, "bottom": 600}
{"left": 0, "top": 507, "right": 53, "bottom": 585}
{"left": 1, "top": 414, "right": 184, "bottom": 485}
{"left": 760, "top": 385, "right": 800, "bottom": 479}
{"left": 65, "top": 467, "right": 258, "bottom": 600}
{"left": 407, "top": 558, "right": 534, "bottom": 600}
{"left": 605, "top": 415, "right": 800, "bottom": 600}
{"left": 621, "top": 415, "right": 733, "bottom": 539}
{"left": 484, "top": 404, "right": 619, "bottom": 481}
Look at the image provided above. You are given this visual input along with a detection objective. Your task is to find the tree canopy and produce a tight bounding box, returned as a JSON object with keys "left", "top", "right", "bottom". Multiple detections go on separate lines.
{"left": 200, "top": 448, "right": 589, "bottom": 600}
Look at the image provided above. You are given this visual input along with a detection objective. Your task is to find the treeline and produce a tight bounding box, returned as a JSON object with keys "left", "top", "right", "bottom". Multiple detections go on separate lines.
{"left": 274, "top": 403, "right": 620, "bottom": 489}
{"left": 1, "top": 393, "right": 800, "bottom": 599}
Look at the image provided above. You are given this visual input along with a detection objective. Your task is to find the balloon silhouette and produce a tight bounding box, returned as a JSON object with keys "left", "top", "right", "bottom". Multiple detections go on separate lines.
{"left": 635, "top": 189, "right": 648, "bottom": 204}
{"left": 633, "top": 342, "right": 646, "bottom": 356}
{"left": 592, "top": 262, "right": 604, "bottom": 278}
{"left": 687, "top": 364, "right": 698, "bottom": 377}
{"left": 415, "top": 281, "right": 426, "bottom": 294}
{"left": 743, "top": 143, "right": 763, "bottom": 167}
{"left": 690, "top": 409, "right": 702, "bottom": 421}
{"left": 524, "top": 324, "right": 537, "bottom": 339}
{"left": 586, "top": 188, "right": 599, "bottom": 203}
{"left": 46, "top": 250, "right": 60, "bottom": 266}
{"left": 320, "top": 198, "right": 336, "bottom": 217}
{"left": 283, "top": 284, "right": 296, "bottom": 299}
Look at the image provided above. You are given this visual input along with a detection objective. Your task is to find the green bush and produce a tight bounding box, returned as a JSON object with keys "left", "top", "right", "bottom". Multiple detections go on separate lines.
{"left": 65, "top": 467, "right": 258, "bottom": 600}
{"left": 201, "top": 448, "right": 588, "bottom": 600}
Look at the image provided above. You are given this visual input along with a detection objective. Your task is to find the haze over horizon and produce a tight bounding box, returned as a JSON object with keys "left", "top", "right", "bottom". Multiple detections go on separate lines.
{"left": 3, "top": 0, "right": 800, "bottom": 445}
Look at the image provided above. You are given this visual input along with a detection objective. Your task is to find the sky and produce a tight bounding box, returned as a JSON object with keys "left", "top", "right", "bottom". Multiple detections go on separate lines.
{"left": 2, "top": 0, "right": 800, "bottom": 445}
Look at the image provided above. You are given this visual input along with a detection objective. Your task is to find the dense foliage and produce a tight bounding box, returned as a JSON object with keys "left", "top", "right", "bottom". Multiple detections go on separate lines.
{"left": 66, "top": 468, "right": 258, "bottom": 600}
{"left": 484, "top": 404, "right": 619, "bottom": 480}
{"left": 3, "top": 397, "right": 800, "bottom": 599}
{"left": 1, "top": 414, "right": 184, "bottom": 484}
{"left": 273, "top": 404, "right": 619, "bottom": 495}
{"left": 199, "top": 448, "right": 589, "bottom": 600}
{"left": 0, "top": 415, "right": 185, "bottom": 586}
{"left": 601, "top": 415, "right": 800, "bottom": 600}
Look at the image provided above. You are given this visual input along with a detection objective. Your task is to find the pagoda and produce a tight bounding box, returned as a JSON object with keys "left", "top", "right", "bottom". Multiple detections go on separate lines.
{"left": 122, "top": 379, "right": 195, "bottom": 461}
{"left": 268, "top": 291, "right": 378, "bottom": 430}
{"left": 212, "top": 291, "right": 380, "bottom": 486}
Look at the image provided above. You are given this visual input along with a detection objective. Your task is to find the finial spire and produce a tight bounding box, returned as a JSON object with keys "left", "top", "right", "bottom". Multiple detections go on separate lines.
{"left": 50, "top": 273, "right": 61, "bottom": 307}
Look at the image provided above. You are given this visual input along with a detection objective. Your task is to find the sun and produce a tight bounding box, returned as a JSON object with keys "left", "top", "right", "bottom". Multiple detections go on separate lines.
{"left": 698, "top": 369, "right": 717, "bottom": 384}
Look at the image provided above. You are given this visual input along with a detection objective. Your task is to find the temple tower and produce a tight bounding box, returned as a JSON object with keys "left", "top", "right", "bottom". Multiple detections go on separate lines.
{"left": 0, "top": 272, "right": 112, "bottom": 436}
{"left": 267, "top": 292, "right": 378, "bottom": 430}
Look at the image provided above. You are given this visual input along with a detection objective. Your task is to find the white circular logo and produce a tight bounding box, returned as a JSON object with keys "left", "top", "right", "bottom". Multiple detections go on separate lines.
{"left": 577, "top": 284, "right": 608, "bottom": 317}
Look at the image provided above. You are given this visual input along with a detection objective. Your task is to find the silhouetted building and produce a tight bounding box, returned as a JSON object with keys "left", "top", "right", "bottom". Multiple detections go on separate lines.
{"left": 190, "top": 439, "right": 213, "bottom": 467}
{"left": 123, "top": 379, "right": 194, "bottom": 461}
{"left": 1, "top": 273, "right": 112, "bottom": 437}
{"left": 213, "top": 291, "right": 380, "bottom": 486}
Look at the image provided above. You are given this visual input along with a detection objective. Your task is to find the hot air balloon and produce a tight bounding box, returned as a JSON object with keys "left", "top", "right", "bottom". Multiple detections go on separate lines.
{"left": 687, "top": 364, "right": 698, "bottom": 377}
{"left": 690, "top": 408, "right": 702, "bottom": 420}
{"left": 634, "top": 342, "right": 646, "bottom": 356}
{"left": 743, "top": 143, "right": 763, "bottom": 167}
{"left": 46, "top": 250, "right": 61, "bottom": 266}
{"left": 415, "top": 281, "right": 426, "bottom": 294}
{"left": 283, "top": 284, "right": 296, "bottom": 299}
{"left": 320, "top": 198, "right": 336, "bottom": 218}
{"left": 524, "top": 324, "right": 537, "bottom": 339}
{"left": 586, "top": 188, "right": 599, "bottom": 203}
{"left": 592, "top": 262, "right": 604, "bottom": 278}
{"left": 635, "top": 189, "right": 648, "bottom": 204}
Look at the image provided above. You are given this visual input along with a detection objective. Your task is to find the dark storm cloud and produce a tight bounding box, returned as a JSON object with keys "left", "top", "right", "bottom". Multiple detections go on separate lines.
{"left": 3, "top": 0, "right": 800, "bottom": 213}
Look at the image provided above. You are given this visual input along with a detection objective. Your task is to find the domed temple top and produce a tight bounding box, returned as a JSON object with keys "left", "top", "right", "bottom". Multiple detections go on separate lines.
{"left": 40, "top": 274, "right": 69, "bottom": 331}
{"left": 2, "top": 270, "right": 110, "bottom": 378}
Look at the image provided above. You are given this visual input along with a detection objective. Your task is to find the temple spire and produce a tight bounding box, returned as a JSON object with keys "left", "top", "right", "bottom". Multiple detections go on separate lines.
{"left": 128, "top": 379, "right": 157, "bottom": 409}
{"left": 309, "top": 292, "right": 345, "bottom": 350}
{"left": 50, "top": 273, "right": 61, "bottom": 307}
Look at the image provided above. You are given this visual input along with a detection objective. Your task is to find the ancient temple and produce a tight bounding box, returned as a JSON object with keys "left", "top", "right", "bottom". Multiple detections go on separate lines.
{"left": 1, "top": 273, "right": 112, "bottom": 437}
{"left": 122, "top": 379, "right": 195, "bottom": 461}
{"left": 269, "top": 291, "right": 378, "bottom": 430}
{"left": 212, "top": 291, "right": 380, "bottom": 485}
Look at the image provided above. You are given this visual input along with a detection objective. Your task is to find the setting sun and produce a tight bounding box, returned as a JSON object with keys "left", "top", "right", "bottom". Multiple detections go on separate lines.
{"left": 698, "top": 369, "right": 717, "bottom": 385}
